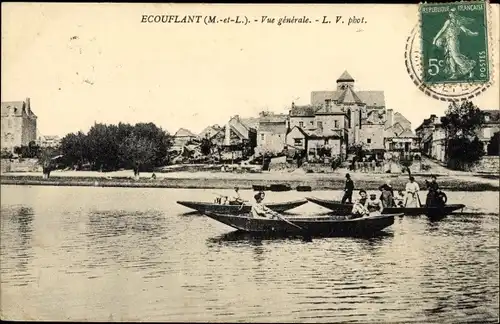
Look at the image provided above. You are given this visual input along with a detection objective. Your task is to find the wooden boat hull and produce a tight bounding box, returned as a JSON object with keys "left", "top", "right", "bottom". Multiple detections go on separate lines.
{"left": 296, "top": 185, "right": 312, "bottom": 192}
{"left": 177, "top": 199, "right": 308, "bottom": 214}
{"left": 306, "top": 197, "right": 465, "bottom": 217}
{"left": 269, "top": 184, "right": 292, "bottom": 192}
{"left": 203, "top": 212, "right": 398, "bottom": 236}
{"left": 252, "top": 185, "right": 269, "bottom": 191}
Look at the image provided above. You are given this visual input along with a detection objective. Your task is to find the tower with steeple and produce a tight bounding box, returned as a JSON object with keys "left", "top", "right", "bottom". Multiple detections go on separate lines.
{"left": 336, "top": 70, "right": 355, "bottom": 91}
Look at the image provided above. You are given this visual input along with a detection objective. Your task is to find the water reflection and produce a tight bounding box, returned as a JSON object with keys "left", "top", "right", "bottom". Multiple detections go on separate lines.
{"left": 0, "top": 206, "right": 35, "bottom": 286}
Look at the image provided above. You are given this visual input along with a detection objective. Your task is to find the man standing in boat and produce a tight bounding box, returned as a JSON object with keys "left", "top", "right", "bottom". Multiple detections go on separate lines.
{"left": 404, "top": 176, "right": 421, "bottom": 207}
{"left": 341, "top": 173, "right": 355, "bottom": 204}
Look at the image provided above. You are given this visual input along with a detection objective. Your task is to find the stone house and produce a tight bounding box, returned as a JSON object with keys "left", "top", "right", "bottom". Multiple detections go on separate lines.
{"left": 1, "top": 98, "right": 37, "bottom": 151}
{"left": 256, "top": 112, "right": 288, "bottom": 155}
{"left": 173, "top": 128, "right": 198, "bottom": 148}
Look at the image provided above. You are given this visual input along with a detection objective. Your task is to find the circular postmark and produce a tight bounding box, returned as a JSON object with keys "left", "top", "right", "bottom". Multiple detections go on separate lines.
{"left": 404, "top": 23, "right": 492, "bottom": 102}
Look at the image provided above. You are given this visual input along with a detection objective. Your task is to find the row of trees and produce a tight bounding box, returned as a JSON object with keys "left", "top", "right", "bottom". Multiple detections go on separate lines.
{"left": 59, "top": 122, "right": 172, "bottom": 171}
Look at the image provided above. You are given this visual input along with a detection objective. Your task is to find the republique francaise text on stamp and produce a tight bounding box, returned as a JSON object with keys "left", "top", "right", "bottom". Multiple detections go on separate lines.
{"left": 420, "top": 1, "right": 489, "bottom": 85}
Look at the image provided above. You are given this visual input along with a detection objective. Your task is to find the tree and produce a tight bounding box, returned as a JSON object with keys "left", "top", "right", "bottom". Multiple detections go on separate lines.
{"left": 60, "top": 131, "right": 88, "bottom": 168}
{"left": 200, "top": 136, "right": 212, "bottom": 155}
{"left": 442, "top": 101, "right": 486, "bottom": 170}
{"left": 118, "top": 134, "right": 156, "bottom": 170}
{"left": 487, "top": 131, "right": 500, "bottom": 156}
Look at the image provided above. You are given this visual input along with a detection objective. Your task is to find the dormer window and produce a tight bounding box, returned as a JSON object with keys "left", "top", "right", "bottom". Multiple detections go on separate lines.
{"left": 485, "top": 115, "right": 490, "bottom": 122}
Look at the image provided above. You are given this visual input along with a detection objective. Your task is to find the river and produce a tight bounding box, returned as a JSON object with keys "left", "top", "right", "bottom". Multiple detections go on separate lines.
{"left": 1, "top": 185, "right": 498, "bottom": 322}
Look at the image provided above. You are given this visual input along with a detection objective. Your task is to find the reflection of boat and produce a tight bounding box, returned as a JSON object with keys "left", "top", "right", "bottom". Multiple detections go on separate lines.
{"left": 305, "top": 197, "right": 465, "bottom": 218}
{"left": 296, "top": 185, "right": 312, "bottom": 192}
{"left": 269, "top": 184, "right": 292, "bottom": 192}
{"left": 202, "top": 212, "right": 398, "bottom": 236}
{"left": 177, "top": 199, "right": 308, "bottom": 214}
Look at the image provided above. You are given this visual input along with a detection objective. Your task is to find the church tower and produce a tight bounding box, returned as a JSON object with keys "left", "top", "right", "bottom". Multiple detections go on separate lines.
{"left": 336, "top": 70, "right": 355, "bottom": 90}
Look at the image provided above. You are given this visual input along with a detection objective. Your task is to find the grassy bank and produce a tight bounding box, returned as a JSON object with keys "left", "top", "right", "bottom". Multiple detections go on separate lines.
{"left": 0, "top": 173, "right": 498, "bottom": 191}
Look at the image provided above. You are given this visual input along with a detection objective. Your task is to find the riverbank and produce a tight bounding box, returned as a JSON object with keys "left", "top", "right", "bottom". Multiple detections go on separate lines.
{"left": 1, "top": 170, "right": 498, "bottom": 191}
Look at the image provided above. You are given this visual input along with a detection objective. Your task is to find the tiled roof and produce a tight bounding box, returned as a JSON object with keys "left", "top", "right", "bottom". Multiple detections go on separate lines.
{"left": 336, "top": 87, "right": 364, "bottom": 105}
{"left": 315, "top": 104, "right": 345, "bottom": 115}
{"left": 174, "top": 128, "right": 197, "bottom": 138}
{"left": 337, "top": 70, "right": 354, "bottom": 82}
{"left": 259, "top": 114, "right": 288, "bottom": 123}
{"left": 303, "top": 128, "right": 342, "bottom": 139}
{"left": 290, "top": 105, "right": 321, "bottom": 117}
{"left": 311, "top": 90, "right": 385, "bottom": 108}
{"left": 259, "top": 122, "right": 288, "bottom": 133}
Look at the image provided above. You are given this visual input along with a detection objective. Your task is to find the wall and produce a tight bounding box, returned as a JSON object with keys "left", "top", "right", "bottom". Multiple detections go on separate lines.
{"left": 314, "top": 114, "right": 347, "bottom": 131}
{"left": 306, "top": 138, "right": 342, "bottom": 157}
{"left": 257, "top": 132, "right": 286, "bottom": 154}
{"left": 286, "top": 128, "right": 306, "bottom": 150}
{"left": 289, "top": 116, "right": 315, "bottom": 129}
{"left": 22, "top": 114, "right": 37, "bottom": 145}
{"left": 470, "top": 156, "right": 500, "bottom": 173}
{"left": 358, "top": 124, "right": 385, "bottom": 150}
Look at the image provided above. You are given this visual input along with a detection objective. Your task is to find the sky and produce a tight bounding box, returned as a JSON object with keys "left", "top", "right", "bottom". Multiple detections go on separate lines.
{"left": 2, "top": 3, "right": 499, "bottom": 137}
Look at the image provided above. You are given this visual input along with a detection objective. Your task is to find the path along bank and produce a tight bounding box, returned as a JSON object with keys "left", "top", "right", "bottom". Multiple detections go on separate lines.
{"left": 0, "top": 170, "right": 498, "bottom": 191}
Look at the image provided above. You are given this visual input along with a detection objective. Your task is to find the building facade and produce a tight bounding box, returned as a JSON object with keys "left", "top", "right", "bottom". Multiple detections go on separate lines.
{"left": 256, "top": 112, "right": 288, "bottom": 154}
{"left": 1, "top": 98, "right": 37, "bottom": 151}
{"left": 172, "top": 128, "right": 198, "bottom": 148}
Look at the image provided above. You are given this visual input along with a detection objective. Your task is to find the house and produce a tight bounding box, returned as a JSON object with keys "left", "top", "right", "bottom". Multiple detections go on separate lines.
{"left": 384, "top": 126, "right": 420, "bottom": 156}
{"left": 172, "top": 128, "right": 198, "bottom": 148}
{"left": 415, "top": 114, "right": 447, "bottom": 162}
{"left": 256, "top": 112, "right": 289, "bottom": 155}
{"left": 1, "top": 98, "right": 37, "bottom": 151}
{"left": 478, "top": 110, "right": 500, "bottom": 154}
{"left": 223, "top": 115, "right": 258, "bottom": 159}
{"left": 286, "top": 125, "right": 344, "bottom": 161}
{"left": 37, "top": 135, "right": 61, "bottom": 148}
{"left": 198, "top": 124, "right": 222, "bottom": 139}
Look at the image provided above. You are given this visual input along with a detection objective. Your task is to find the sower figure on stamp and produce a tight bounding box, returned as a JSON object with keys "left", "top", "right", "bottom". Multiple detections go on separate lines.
{"left": 432, "top": 8, "right": 479, "bottom": 80}
{"left": 341, "top": 173, "right": 354, "bottom": 204}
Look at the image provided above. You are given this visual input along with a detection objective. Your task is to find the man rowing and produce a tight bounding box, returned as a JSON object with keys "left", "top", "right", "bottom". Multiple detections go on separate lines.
{"left": 341, "top": 173, "right": 355, "bottom": 204}
{"left": 228, "top": 186, "right": 245, "bottom": 205}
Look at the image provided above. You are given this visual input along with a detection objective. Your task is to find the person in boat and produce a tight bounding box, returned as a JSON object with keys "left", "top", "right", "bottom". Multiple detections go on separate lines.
{"left": 379, "top": 185, "right": 394, "bottom": 208}
{"left": 341, "top": 173, "right": 355, "bottom": 204}
{"left": 393, "top": 190, "right": 405, "bottom": 207}
{"left": 250, "top": 191, "right": 279, "bottom": 219}
{"left": 404, "top": 176, "right": 421, "bottom": 207}
{"left": 351, "top": 190, "right": 370, "bottom": 218}
{"left": 425, "top": 175, "right": 440, "bottom": 207}
{"left": 228, "top": 187, "right": 244, "bottom": 205}
{"left": 366, "top": 193, "right": 384, "bottom": 216}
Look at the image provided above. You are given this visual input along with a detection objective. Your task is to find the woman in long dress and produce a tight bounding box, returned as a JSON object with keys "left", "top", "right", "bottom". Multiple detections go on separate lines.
{"left": 432, "top": 8, "right": 479, "bottom": 79}
{"left": 404, "top": 176, "right": 421, "bottom": 208}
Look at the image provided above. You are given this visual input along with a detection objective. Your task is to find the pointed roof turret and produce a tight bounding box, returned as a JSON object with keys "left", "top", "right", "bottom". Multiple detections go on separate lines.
{"left": 337, "top": 70, "right": 354, "bottom": 82}
{"left": 337, "top": 87, "right": 364, "bottom": 105}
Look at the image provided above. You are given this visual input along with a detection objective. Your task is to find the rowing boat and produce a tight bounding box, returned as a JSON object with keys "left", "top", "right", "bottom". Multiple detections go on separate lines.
{"left": 202, "top": 212, "right": 398, "bottom": 236}
{"left": 177, "top": 199, "right": 308, "bottom": 214}
{"left": 306, "top": 197, "right": 465, "bottom": 217}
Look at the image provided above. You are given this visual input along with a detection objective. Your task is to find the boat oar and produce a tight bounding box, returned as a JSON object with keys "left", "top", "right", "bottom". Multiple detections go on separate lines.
{"left": 269, "top": 210, "right": 304, "bottom": 230}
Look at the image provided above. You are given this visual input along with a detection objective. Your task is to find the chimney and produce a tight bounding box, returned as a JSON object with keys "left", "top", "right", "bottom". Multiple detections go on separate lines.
{"left": 291, "top": 102, "right": 295, "bottom": 109}
{"left": 26, "top": 97, "right": 30, "bottom": 108}
{"left": 386, "top": 108, "right": 394, "bottom": 128}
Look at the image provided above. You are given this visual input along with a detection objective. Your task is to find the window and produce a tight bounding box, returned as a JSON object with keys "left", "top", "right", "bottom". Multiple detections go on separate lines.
{"left": 261, "top": 133, "right": 265, "bottom": 141}
{"left": 294, "top": 138, "right": 303, "bottom": 146}
{"left": 367, "top": 138, "right": 372, "bottom": 144}
{"left": 317, "top": 121, "right": 323, "bottom": 129}
{"left": 299, "top": 121, "right": 304, "bottom": 127}
{"left": 310, "top": 121, "right": 314, "bottom": 125}
{"left": 7, "top": 119, "right": 12, "bottom": 128}
{"left": 334, "top": 120, "right": 339, "bottom": 128}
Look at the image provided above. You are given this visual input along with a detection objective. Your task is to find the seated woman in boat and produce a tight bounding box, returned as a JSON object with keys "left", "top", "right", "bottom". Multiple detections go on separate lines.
{"left": 366, "top": 193, "right": 384, "bottom": 216}
{"left": 393, "top": 190, "right": 405, "bottom": 207}
{"left": 351, "top": 190, "right": 369, "bottom": 218}
{"left": 250, "top": 192, "right": 279, "bottom": 219}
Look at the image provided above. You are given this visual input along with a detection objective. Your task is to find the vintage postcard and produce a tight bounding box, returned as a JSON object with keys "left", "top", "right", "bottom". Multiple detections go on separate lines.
{"left": 1, "top": 2, "right": 499, "bottom": 323}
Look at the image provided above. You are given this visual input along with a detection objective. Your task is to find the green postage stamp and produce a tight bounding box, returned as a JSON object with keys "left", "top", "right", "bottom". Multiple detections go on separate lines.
{"left": 420, "top": 1, "right": 489, "bottom": 85}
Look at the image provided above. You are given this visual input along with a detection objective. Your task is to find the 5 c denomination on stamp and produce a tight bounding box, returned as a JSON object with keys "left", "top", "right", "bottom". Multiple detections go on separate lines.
{"left": 420, "top": 1, "right": 489, "bottom": 85}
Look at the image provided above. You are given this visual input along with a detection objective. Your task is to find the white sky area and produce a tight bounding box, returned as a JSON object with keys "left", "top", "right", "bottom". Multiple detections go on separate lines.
{"left": 2, "top": 3, "right": 499, "bottom": 137}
